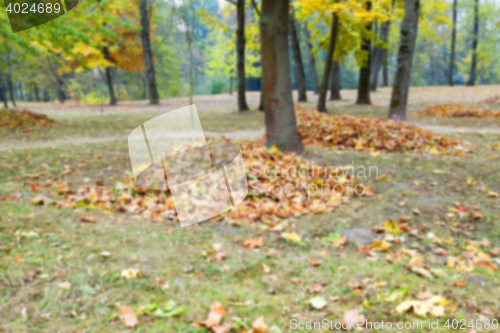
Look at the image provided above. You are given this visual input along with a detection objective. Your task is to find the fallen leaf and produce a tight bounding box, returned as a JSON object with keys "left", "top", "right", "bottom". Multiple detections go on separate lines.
{"left": 251, "top": 317, "right": 269, "bottom": 333}
{"left": 243, "top": 238, "right": 263, "bottom": 249}
{"left": 310, "top": 259, "right": 321, "bottom": 266}
{"left": 58, "top": 281, "right": 71, "bottom": 290}
{"left": 396, "top": 296, "right": 447, "bottom": 317}
{"left": 409, "top": 265, "right": 433, "bottom": 279}
{"left": 199, "top": 301, "right": 226, "bottom": 328}
{"left": 121, "top": 269, "right": 142, "bottom": 279}
{"left": 119, "top": 306, "right": 138, "bottom": 328}
{"left": 341, "top": 309, "right": 366, "bottom": 330}
{"left": 309, "top": 296, "right": 327, "bottom": 310}
{"left": 80, "top": 215, "right": 96, "bottom": 223}
{"left": 368, "top": 239, "right": 391, "bottom": 251}
{"left": 281, "top": 232, "right": 301, "bottom": 243}
{"left": 452, "top": 280, "right": 466, "bottom": 287}
{"left": 310, "top": 282, "right": 323, "bottom": 294}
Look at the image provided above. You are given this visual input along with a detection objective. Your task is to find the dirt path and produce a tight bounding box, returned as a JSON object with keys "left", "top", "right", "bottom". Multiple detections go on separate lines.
{"left": 2, "top": 124, "right": 499, "bottom": 152}
{"left": 0, "top": 131, "right": 265, "bottom": 151}
{"left": 2, "top": 125, "right": 499, "bottom": 151}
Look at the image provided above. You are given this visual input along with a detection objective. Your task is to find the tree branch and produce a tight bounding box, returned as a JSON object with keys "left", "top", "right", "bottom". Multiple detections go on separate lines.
{"left": 250, "top": 0, "right": 260, "bottom": 17}
{"left": 225, "top": 0, "right": 237, "bottom": 6}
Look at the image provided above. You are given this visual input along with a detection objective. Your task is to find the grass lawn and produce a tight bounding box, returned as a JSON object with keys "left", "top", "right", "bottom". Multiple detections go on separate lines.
{"left": 1, "top": 92, "right": 500, "bottom": 332}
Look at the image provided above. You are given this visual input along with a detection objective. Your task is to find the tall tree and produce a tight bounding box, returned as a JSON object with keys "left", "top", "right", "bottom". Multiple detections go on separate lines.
{"left": 448, "top": 0, "right": 458, "bottom": 86}
{"left": 181, "top": 7, "right": 194, "bottom": 105}
{"left": 139, "top": 0, "right": 160, "bottom": 105}
{"left": 388, "top": 0, "right": 420, "bottom": 121}
{"left": 249, "top": 0, "right": 265, "bottom": 111}
{"left": 382, "top": 54, "right": 389, "bottom": 86}
{"left": 303, "top": 26, "right": 320, "bottom": 94}
{"left": 289, "top": 11, "right": 307, "bottom": 102}
{"left": 0, "top": 73, "right": 7, "bottom": 108}
{"left": 329, "top": 60, "right": 341, "bottom": 100}
{"left": 355, "top": 1, "right": 373, "bottom": 105}
{"left": 97, "top": 0, "right": 117, "bottom": 105}
{"left": 261, "top": 0, "right": 303, "bottom": 153}
{"left": 370, "top": 0, "right": 394, "bottom": 91}
{"left": 317, "top": 12, "right": 339, "bottom": 112}
{"left": 234, "top": 0, "right": 249, "bottom": 111}
{"left": 103, "top": 46, "right": 117, "bottom": 105}
{"left": 466, "top": 0, "right": 479, "bottom": 86}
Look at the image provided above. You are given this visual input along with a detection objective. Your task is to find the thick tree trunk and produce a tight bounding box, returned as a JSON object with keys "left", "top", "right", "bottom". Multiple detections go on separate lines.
{"left": 356, "top": 1, "right": 372, "bottom": 105}
{"left": 103, "top": 46, "right": 117, "bottom": 105}
{"left": 7, "top": 75, "right": 16, "bottom": 107}
{"left": 329, "top": 60, "right": 341, "bottom": 100}
{"left": 139, "top": 0, "right": 160, "bottom": 105}
{"left": 303, "top": 26, "right": 320, "bottom": 95}
{"left": 33, "top": 82, "right": 40, "bottom": 102}
{"left": 466, "top": 0, "right": 479, "bottom": 86}
{"left": 236, "top": 0, "right": 249, "bottom": 111}
{"left": 448, "top": 0, "right": 457, "bottom": 86}
{"left": 261, "top": 0, "right": 303, "bottom": 154}
{"left": 388, "top": 0, "right": 420, "bottom": 121}
{"left": 317, "top": 12, "right": 339, "bottom": 112}
{"left": 289, "top": 13, "right": 307, "bottom": 102}
{"left": 370, "top": 19, "right": 391, "bottom": 91}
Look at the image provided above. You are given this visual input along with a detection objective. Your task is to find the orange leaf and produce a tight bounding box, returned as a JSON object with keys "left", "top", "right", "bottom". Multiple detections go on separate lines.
{"left": 118, "top": 306, "right": 138, "bottom": 328}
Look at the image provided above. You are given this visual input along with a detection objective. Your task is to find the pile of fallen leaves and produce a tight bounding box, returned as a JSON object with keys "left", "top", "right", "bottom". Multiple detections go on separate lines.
{"left": 416, "top": 104, "right": 500, "bottom": 118}
{"left": 32, "top": 138, "right": 371, "bottom": 224}
{"left": 0, "top": 109, "right": 57, "bottom": 129}
{"left": 480, "top": 95, "right": 500, "bottom": 105}
{"left": 296, "top": 106, "right": 470, "bottom": 155}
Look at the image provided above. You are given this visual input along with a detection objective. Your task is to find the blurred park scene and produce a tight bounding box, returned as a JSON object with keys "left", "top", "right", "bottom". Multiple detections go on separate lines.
{"left": 1, "top": 0, "right": 500, "bottom": 332}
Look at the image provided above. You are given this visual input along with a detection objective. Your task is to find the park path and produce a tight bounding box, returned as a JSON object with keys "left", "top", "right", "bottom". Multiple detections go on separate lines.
{"left": 1, "top": 125, "right": 499, "bottom": 151}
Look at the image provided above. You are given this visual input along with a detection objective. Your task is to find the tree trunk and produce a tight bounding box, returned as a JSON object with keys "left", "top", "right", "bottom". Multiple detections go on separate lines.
{"left": 317, "top": 12, "right": 339, "bottom": 112}
{"left": 139, "top": 0, "right": 160, "bottom": 105}
{"left": 7, "top": 75, "right": 16, "bottom": 107}
{"left": 448, "top": 0, "right": 457, "bottom": 86}
{"left": 43, "top": 89, "right": 50, "bottom": 102}
{"left": 329, "top": 60, "right": 341, "bottom": 100}
{"left": 388, "top": 0, "right": 420, "bottom": 121}
{"left": 103, "top": 46, "right": 117, "bottom": 105}
{"left": 289, "top": 13, "right": 307, "bottom": 102}
{"left": 0, "top": 88, "right": 6, "bottom": 108}
{"left": 19, "top": 84, "right": 24, "bottom": 100}
{"left": 236, "top": 0, "right": 249, "bottom": 111}
{"left": 382, "top": 53, "right": 389, "bottom": 86}
{"left": 56, "top": 79, "right": 66, "bottom": 104}
{"left": 261, "top": 0, "right": 303, "bottom": 154}
{"left": 258, "top": 87, "right": 264, "bottom": 111}
{"left": 33, "top": 82, "right": 40, "bottom": 102}
{"left": 370, "top": 18, "right": 391, "bottom": 91}
{"left": 186, "top": 28, "right": 194, "bottom": 105}
{"left": 356, "top": 1, "right": 372, "bottom": 105}
{"left": 466, "top": 0, "right": 479, "bottom": 86}
{"left": 303, "top": 26, "right": 320, "bottom": 95}
{"left": 229, "top": 76, "right": 233, "bottom": 95}
{"left": 0, "top": 74, "right": 7, "bottom": 108}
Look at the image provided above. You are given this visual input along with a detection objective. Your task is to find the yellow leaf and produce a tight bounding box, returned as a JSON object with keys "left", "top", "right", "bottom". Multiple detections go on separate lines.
{"left": 282, "top": 232, "right": 301, "bottom": 243}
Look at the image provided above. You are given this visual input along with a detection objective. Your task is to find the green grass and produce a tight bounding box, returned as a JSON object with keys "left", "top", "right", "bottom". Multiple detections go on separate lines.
{"left": 1, "top": 105, "right": 500, "bottom": 332}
